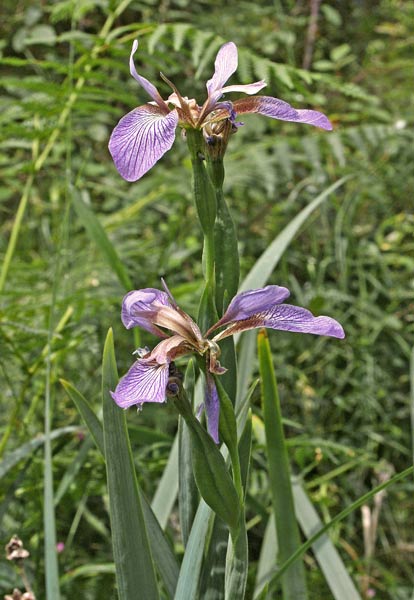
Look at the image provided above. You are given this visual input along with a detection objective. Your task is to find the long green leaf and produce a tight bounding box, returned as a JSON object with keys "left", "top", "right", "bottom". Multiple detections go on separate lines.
{"left": 102, "top": 329, "right": 159, "bottom": 600}
{"left": 258, "top": 330, "right": 308, "bottom": 600}
{"left": 151, "top": 434, "right": 179, "bottom": 529}
{"left": 174, "top": 500, "right": 214, "bottom": 600}
{"left": 239, "top": 178, "right": 350, "bottom": 292}
{"left": 178, "top": 361, "right": 199, "bottom": 547}
{"left": 178, "top": 416, "right": 199, "bottom": 547}
{"left": 174, "top": 388, "right": 241, "bottom": 531}
{"left": 62, "top": 377, "right": 179, "bottom": 598}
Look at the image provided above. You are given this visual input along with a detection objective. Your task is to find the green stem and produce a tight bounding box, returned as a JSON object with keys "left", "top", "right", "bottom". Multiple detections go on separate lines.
{"left": 186, "top": 128, "right": 218, "bottom": 329}
{"left": 206, "top": 153, "right": 239, "bottom": 401}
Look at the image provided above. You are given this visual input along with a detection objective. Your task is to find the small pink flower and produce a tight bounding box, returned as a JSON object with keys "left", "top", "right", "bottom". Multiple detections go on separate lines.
{"left": 56, "top": 542, "right": 65, "bottom": 554}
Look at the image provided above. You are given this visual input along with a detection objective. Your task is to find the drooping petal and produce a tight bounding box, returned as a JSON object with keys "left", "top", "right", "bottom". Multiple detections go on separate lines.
{"left": 293, "top": 109, "right": 333, "bottom": 130}
{"left": 220, "top": 80, "right": 266, "bottom": 96}
{"left": 261, "top": 304, "right": 344, "bottom": 337}
{"left": 205, "top": 373, "right": 220, "bottom": 444}
{"left": 206, "top": 42, "right": 239, "bottom": 103}
{"left": 233, "top": 96, "right": 333, "bottom": 130}
{"left": 121, "top": 288, "right": 173, "bottom": 335}
{"left": 111, "top": 334, "right": 190, "bottom": 409}
{"left": 109, "top": 104, "right": 179, "bottom": 181}
{"left": 207, "top": 285, "right": 290, "bottom": 334}
{"left": 111, "top": 358, "right": 170, "bottom": 408}
{"left": 215, "top": 303, "right": 345, "bottom": 340}
{"left": 129, "top": 40, "right": 169, "bottom": 112}
{"left": 146, "top": 335, "right": 192, "bottom": 364}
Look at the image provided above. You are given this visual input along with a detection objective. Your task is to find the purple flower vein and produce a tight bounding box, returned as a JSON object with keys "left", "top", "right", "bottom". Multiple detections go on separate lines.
{"left": 109, "top": 41, "right": 333, "bottom": 181}
{"left": 111, "top": 284, "right": 344, "bottom": 442}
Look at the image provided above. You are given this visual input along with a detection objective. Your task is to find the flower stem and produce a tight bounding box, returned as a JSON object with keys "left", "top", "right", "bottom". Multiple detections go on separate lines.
{"left": 206, "top": 153, "right": 239, "bottom": 401}
{"left": 186, "top": 128, "right": 218, "bottom": 330}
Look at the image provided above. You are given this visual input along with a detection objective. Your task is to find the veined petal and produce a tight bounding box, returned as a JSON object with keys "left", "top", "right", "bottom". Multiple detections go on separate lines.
{"left": 208, "top": 285, "right": 290, "bottom": 335}
{"left": 121, "top": 288, "right": 173, "bottom": 335}
{"left": 129, "top": 40, "right": 169, "bottom": 111}
{"left": 109, "top": 104, "right": 178, "bottom": 182}
{"left": 111, "top": 359, "right": 169, "bottom": 408}
{"left": 262, "top": 304, "right": 344, "bottom": 337}
{"left": 220, "top": 80, "right": 266, "bottom": 95}
{"left": 294, "top": 109, "right": 333, "bottom": 130}
{"left": 205, "top": 373, "right": 220, "bottom": 444}
{"left": 233, "top": 96, "right": 333, "bottom": 130}
{"left": 216, "top": 303, "right": 345, "bottom": 340}
{"left": 206, "top": 42, "right": 238, "bottom": 103}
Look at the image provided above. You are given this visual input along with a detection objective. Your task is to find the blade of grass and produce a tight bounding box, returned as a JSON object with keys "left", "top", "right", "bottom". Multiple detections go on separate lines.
{"left": 292, "top": 480, "right": 361, "bottom": 600}
{"left": 0, "top": 426, "right": 78, "bottom": 479}
{"left": 102, "top": 329, "right": 159, "bottom": 600}
{"left": 239, "top": 176, "right": 351, "bottom": 293}
{"left": 54, "top": 437, "right": 94, "bottom": 506}
{"left": 269, "top": 465, "right": 414, "bottom": 587}
{"left": 236, "top": 177, "right": 350, "bottom": 411}
{"left": 70, "top": 186, "right": 132, "bottom": 290}
{"left": 60, "top": 380, "right": 105, "bottom": 454}
{"left": 0, "top": 1, "right": 136, "bottom": 293}
{"left": 410, "top": 346, "right": 414, "bottom": 469}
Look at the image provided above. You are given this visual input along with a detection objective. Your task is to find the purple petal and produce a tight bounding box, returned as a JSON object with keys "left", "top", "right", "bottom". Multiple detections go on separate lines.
{"left": 121, "top": 288, "right": 173, "bottom": 335}
{"left": 109, "top": 104, "right": 178, "bottom": 181}
{"left": 205, "top": 374, "right": 220, "bottom": 444}
{"left": 129, "top": 40, "right": 169, "bottom": 111}
{"left": 208, "top": 285, "right": 290, "bottom": 334}
{"left": 217, "top": 303, "right": 344, "bottom": 340}
{"left": 221, "top": 81, "right": 266, "bottom": 95}
{"left": 111, "top": 358, "right": 169, "bottom": 408}
{"left": 206, "top": 42, "right": 238, "bottom": 103}
{"left": 294, "top": 109, "right": 333, "bottom": 130}
{"left": 233, "top": 96, "right": 333, "bottom": 130}
{"left": 262, "top": 304, "right": 344, "bottom": 337}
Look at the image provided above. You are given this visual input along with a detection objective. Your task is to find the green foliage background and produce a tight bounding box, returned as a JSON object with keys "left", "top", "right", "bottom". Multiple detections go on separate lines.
{"left": 0, "top": 0, "right": 413, "bottom": 598}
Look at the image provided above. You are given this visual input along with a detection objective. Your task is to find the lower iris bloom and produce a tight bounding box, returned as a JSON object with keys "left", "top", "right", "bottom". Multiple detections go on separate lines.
{"left": 111, "top": 283, "right": 344, "bottom": 442}
{"left": 109, "top": 40, "right": 333, "bottom": 181}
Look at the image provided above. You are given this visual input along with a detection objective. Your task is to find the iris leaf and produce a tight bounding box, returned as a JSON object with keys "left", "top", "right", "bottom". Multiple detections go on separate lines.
{"left": 102, "top": 329, "right": 159, "bottom": 600}
{"left": 258, "top": 329, "right": 308, "bottom": 600}
{"left": 61, "top": 375, "right": 179, "bottom": 598}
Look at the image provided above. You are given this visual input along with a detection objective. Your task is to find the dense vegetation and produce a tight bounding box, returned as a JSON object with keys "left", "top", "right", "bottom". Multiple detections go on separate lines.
{"left": 1, "top": 1, "right": 413, "bottom": 598}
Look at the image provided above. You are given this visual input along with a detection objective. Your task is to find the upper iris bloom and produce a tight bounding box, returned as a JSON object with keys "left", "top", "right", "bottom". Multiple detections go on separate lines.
{"left": 109, "top": 40, "right": 333, "bottom": 182}
{"left": 111, "top": 283, "right": 344, "bottom": 442}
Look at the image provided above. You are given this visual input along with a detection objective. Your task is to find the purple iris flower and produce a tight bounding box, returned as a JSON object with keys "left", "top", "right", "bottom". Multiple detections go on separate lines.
{"left": 109, "top": 40, "right": 333, "bottom": 182}
{"left": 111, "top": 283, "right": 344, "bottom": 442}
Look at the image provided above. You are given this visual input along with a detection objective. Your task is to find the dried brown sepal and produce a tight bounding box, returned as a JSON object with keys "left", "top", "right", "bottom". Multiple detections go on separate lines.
{"left": 5, "top": 537, "right": 29, "bottom": 562}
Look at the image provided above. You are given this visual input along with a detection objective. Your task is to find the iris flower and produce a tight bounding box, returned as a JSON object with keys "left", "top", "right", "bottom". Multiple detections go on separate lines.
{"left": 109, "top": 40, "right": 332, "bottom": 182}
{"left": 111, "top": 283, "right": 344, "bottom": 442}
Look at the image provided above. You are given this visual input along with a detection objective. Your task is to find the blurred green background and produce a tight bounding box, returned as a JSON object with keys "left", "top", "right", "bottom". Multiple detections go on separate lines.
{"left": 0, "top": 0, "right": 413, "bottom": 598}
